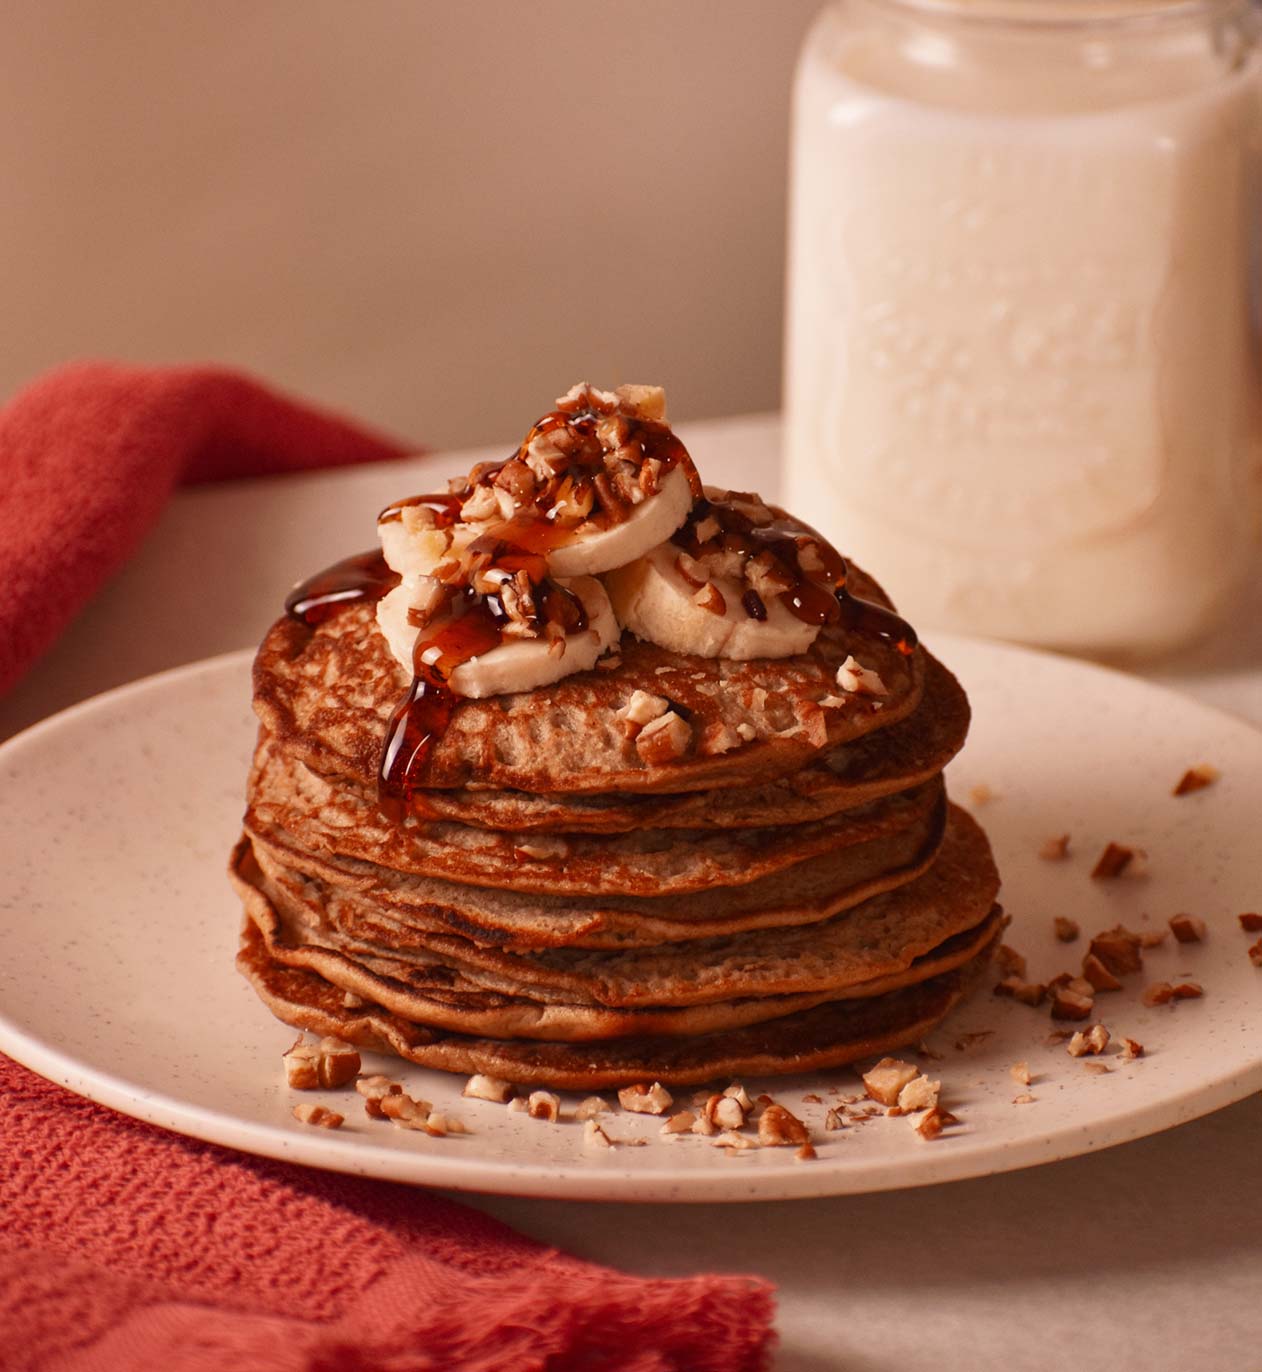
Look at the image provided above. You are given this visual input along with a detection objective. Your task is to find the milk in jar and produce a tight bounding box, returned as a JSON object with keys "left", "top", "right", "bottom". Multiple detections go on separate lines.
{"left": 784, "top": 0, "right": 1262, "bottom": 658}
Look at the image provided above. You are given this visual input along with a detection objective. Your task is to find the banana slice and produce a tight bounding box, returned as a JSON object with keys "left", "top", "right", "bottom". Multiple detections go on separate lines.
{"left": 546, "top": 464, "right": 693, "bottom": 576}
{"left": 376, "top": 575, "right": 618, "bottom": 699}
{"left": 379, "top": 463, "right": 693, "bottom": 584}
{"left": 605, "top": 542, "right": 818, "bottom": 660}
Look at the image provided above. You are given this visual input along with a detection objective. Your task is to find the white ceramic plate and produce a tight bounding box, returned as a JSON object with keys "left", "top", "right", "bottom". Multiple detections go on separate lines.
{"left": 1, "top": 636, "right": 1259, "bottom": 1202}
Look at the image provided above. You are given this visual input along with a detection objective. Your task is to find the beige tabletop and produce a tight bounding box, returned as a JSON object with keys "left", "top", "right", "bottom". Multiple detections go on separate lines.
{"left": 2, "top": 413, "right": 1258, "bottom": 1371}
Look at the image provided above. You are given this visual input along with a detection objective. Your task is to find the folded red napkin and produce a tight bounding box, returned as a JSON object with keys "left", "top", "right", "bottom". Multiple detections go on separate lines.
{"left": 0, "top": 363, "right": 776, "bottom": 1371}
{"left": 0, "top": 1057, "right": 774, "bottom": 1372}
{"left": 0, "top": 362, "right": 412, "bottom": 696}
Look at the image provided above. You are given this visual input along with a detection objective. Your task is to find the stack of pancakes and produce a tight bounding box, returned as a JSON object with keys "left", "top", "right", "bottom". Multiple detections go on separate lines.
{"left": 232, "top": 558, "right": 1001, "bottom": 1089}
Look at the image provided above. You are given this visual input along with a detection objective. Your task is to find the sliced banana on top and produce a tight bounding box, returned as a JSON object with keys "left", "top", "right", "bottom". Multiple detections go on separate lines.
{"left": 377, "top": 383, "right": 699, "bottom": 586}
{"left": 605, "top": 490, "right": 845, "bottom": 661}
{"left": 546, "top": 463, "right": 693, "bottom": 576}
{"left": 376, "top": 574, "right": 618, "bottom": 699}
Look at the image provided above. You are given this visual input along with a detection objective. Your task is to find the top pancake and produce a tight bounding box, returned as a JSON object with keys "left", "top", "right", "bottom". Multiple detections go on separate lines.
{"left": 253, "top": 561, "right": 924, "bottom": 795}
{"left": 412, "top": 651, "right": 969, "bottom": 832}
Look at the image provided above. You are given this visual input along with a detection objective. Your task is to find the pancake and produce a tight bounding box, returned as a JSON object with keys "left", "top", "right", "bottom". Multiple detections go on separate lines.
{"left": 237, "top": 914, "right": 999, "bottom": 1089}
{"left": 247, "top": 732, "right": 945, "bottom": 897}
{"left": 252, "top": 561, "right": 925, "bottom": 796}
{"left": 244, "top": 796, "right": 948, "bottom": 950}
{"left": 234, "top": 807, "right": 999, "bottom": 1012}
{"left": 408, "top": 650, "right": 970, "bottom": 833}
{"left": 236, "top": 842, "right": 1003, "bottom": 1040}
{"left": 232, "top": 417, "right": 1000, "bottom": 1088}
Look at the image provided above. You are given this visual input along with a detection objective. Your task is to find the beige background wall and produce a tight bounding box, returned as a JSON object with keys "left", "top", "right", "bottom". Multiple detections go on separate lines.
{"left": 0, "top": 1, "right": 820, "bottom": 450}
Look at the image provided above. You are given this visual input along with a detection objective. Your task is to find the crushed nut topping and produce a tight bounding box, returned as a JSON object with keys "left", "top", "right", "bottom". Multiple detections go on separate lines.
{"left": 635, "top": 710, "right": 693, "bottom": 766}
{"left": 824, "top": 1108, "right": 847, "bottom": 1131}
{"left": 1054, "top": 917, "right": 1080, "bottom": 943}
{"left": 1120, "top": 1037, "right": 1145, "bottom": 1059}
{"left": 896, "top": 1076, "right": 940, "bottom": 1113}
{"left": 618, "top": 1082, "right": 674, "bottom": 1116}
{"left": 915, "top": 1107, "right": 960, "bottom": 1141}
{"left": 526, "top": 1090, "right": 562, "bottom": 1122}
{"left": 422, "top": 1111, "right": 468, "bottom": 1137}
{"left": 1168, "top": 914, "right": 1207, "bottom": 944}
{"left": 1050, "top": 986, "right": 1095, "bottom": 1021}
{"left": 356, "top": 1075, "right": 404, "bottom": 1118}
{"left": 1088, "top": 926, "right": 1145, "bottom": 977}
{"left": 573, "top": 1096, "right": 610, "bottom": 1121}
{"left": 1010, "top": 1062, "right": 1032, "bottom": 1086}
{"left": 836, "top": 655, "right": 889, "bottom": 697}
{"left": 702, "top": 1093, "right": 747, "bottom": 1132}
{"left": 660, "top": 1110, "right": 696, "bottom": 1136}
{"left": 1012, "top": 1093, "right": 1036, "bottom": 1105}
{"left": 1081, "top": 953, "right": 1123, "bottom": 993}
{"left": 1239, "top": 913, "right": 1262, "bottom": 932}
{"left": 381, "top": 1092, "right": 434, "bottom": 1129}
{"left": 722, "top": 1083, "right": 754, "bottom": 1111}
{"left": 462, "top": 1074, "right": 516, "bottom": 1104}
{"left": 292, "top": 1103, "right": 344, "bottom": 1129}
{"left": 758, "top": 1103, "right": 811, "bottom": 1147}
{"left": 1172, "top": 764, "right": 1219, "bottom": 796}
{"left": 1091, "top": 843, "right": 1141, "bottom": 880}
{"left": 1039, "top": 834, "right": 1071, "bottom": 861}
{"left": 795, "top": 1142, "right": 818, "bottom": 1162}
{"left": 1142, "top": 980, "right": 1203, "bottom": 1006}
{"left": 1067, "top": 1023, "right": 1111, "bottom": 1057}
{"left": 1250, "top": 939, "right": 1262, "bottom": 968}
{"left": 283, "top": 1036, "right": 361, "bottom": 1090}
{"left": 621, "top": 689, "right": 669, "bottom": 733}
{"left": 712, "top": 1131, "right": 760, "bottom": 1152}
{"left": 861, "top": 1058, "right": 921, "bottom": 1105}
{"left": 967, "top": 783, "right": 995, "bottom": 808}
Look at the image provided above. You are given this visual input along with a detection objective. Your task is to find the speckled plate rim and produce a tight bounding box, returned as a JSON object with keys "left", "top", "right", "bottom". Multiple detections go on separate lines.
{"left": 0, "top": 639, "right": 1259, "bottom": 1203}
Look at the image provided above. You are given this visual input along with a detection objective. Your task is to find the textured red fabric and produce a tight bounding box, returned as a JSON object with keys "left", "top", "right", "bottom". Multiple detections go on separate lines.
{"left": 0, "top": 1054, "right": 775, "bottom": 1371}
{"left": 0, "top": 362, "right": 413, "bottom": 696}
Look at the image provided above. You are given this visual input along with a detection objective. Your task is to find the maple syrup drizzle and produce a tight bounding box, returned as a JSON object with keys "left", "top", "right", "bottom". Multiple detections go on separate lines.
{"left": 377, "top": 492, "right": 462, "bottom": 526}
{"left": 284, "top": 550, "right": 398, "bottom": 625}
{"left": 673, "top": 496, "right": 918, "bottom": 655}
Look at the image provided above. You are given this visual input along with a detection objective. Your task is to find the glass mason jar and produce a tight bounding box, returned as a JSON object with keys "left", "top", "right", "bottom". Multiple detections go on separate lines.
{"left": 784, "top": 0, "right": 1262, "bottom": 659}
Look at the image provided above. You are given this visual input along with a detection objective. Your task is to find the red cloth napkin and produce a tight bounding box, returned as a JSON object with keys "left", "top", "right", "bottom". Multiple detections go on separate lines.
{"left": 0, "top": 1057, "right": 774, "bottom": 1372}
{"left": 0, "top": 363, "right": 777, "bottom": 1371}
{"left": 0, "top": 362, "right": 412, "bottom": 696}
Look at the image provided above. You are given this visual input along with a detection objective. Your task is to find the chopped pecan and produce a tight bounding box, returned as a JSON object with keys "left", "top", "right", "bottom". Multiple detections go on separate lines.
{"left": 1169, "top": 914, "right": 1207, "bottom": 944}
{"left": 635, "top": 711, "right": 692, "bottom": 765}
{"left": 1054, "top": 916, "right": 1080, "bottom": 943}
{"left": 1172, "top": 764, "right": 1219, "bottom": 796}
{"left": 526, "top": 1091, "right": 561, "bottom": 1122}
{"left": 283, "top": 1036, "right": 361, "bottom": 1090}
{"left": 1066, "top": 1023, "right": 1110, "bottom": 1057}
{"left": 462, "top": 1074, "right": 516, "bottom": 1104}
{"left": 1039, "top": 834, "right": 1071, "bottom": 861}
{"left": 758, "top": 1104, "right": 810, "bottom": 1147}
{"left": 292, "top": 1103, "right": 344, "bottom": 1129}
{"left": 1081, "top": 953, "right": 1123, "bottom": 993}
{"left": 915, "top": 1107, "right": 960, "bottom": 1141}
{"left": 573, "top": 1096, "right": 610, "bottom": 1121}
{"left": 1088, "top": 926, "right": 1144, "bottom": 977}
{"left": 1091, "top": 843, "right": 1139, "bottom": 880}
{"left": 618, "top": 1082, "right": 674, "bottom": 1116}
{"left": 861, "top": 1058, "right": 920, "bottom": 1105}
